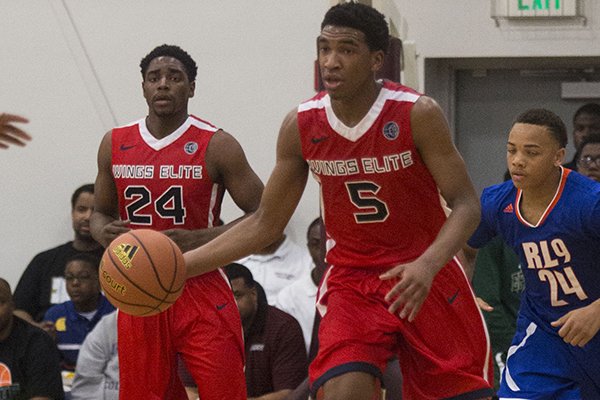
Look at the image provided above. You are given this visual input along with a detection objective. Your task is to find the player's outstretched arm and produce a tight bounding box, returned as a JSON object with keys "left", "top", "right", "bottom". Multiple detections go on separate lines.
{"left": 381, "top": 96, "right": 480, "bottom": 321}
{"left": 551, "top": 298, "right": 600, "bottom": 347}
{"left": 0, "top": 113, "right": 30, "bottom": 149}
{"left": 90, "top": 131, "right": 130, "bottom": 248}
{"left": 184, "top": 110, "right": 309, "bottom": 278}
{"left": 162, "top": 130, "right": 264, "bottom": 252}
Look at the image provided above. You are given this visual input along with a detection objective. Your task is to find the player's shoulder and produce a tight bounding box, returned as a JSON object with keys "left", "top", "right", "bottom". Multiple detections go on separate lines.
{"left": 564, "top": 169, "right": 600, "bottom": 202}
{"left": 380, "top": 80, "right": 422, "bottom": 103}
{"left": 481, "top": 180, "right": 516, "bottom": 211}
{"left": 298, "top": 91, "right": 328, "bottom": 114}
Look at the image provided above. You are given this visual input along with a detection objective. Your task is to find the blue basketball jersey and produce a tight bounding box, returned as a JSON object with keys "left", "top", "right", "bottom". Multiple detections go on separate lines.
{"left": 469, "top": 167, "right": 600, "bottom": 332}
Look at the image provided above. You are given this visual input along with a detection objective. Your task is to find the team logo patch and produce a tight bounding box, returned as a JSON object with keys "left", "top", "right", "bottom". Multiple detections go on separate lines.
{"left": 184, "top": 141, "right": 198, "bottom": 155}
{"left": 503, "top": 204, "right": 514, "bottom": 213}
{"left": 55, "top": 317, "right": 67, "bottom": 332}
{"left": 112, "top": 243, "right": 139, "bottom": 270}
{"left": 382, "top": 121, "right": 399, "bottom": 140}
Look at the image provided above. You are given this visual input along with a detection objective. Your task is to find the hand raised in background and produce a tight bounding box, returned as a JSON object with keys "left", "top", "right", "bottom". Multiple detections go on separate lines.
{"left": 0, "top": 113, "right": 31, "bottom": 149}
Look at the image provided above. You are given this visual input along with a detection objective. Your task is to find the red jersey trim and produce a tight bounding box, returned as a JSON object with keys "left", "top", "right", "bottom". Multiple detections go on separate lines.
{"left": 515, "top": 167, "right": 570, "bottom": 228}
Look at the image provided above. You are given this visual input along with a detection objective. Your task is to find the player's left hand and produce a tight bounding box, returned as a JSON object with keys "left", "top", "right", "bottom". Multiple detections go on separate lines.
{"left": 380, "top": 259, "right": 437, "bottom": 322}
{"left": 162, "top": 228, "right": 200, "bottom": 253}
{"left": 551, "top": 301, "right": 600, "bottom": 347}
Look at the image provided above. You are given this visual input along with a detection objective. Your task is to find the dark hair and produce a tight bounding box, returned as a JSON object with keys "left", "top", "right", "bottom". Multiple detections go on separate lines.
{"left": 573, "top": 103, "right": 600, "bottom": 124}
{"left": 514, "top": 108, "right": 568, "bottom": 148}
{"left": 321, "top": 2, "right": 389, "bottom": 54}
{"left": 140, "top": 44, "right": 198, "bottom": 82}
{"left": 0, "top": 277, "right": 11, "bottom": 294}
{"left": 224, "top": 263, "right": 255, "bottom": 288}
{"left": 577, "top": 133, "right": 600, "bottom": 155}
{"left": 71, "top": 184, "right": 94, "bottom": 209}
{"left": 65, "top": 253, "right": 101, "bottom": 272}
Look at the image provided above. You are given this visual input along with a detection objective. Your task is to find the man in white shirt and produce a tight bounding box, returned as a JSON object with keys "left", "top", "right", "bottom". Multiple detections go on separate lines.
{"left": 238, "top": 233, "right": 313, "bottom": 305}
{"left": 275, "top": 218, "right": 327, "bottom": 353}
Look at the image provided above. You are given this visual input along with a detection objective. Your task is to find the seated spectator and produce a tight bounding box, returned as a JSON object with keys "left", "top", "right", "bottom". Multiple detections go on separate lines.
{"left": 43, "top": 254, "right": 115, "bottom": 371}
{"left": 0, "top": 277, "right": 64, "bottom": 399}
{"left": 14, "top": 184, "right": 104, "bottom": 323}
{"left": 236, "top": 234, "right": 312, "bottom": 304}
{"left": 576, "top": 134, "right": 600, "bottom": 182}
{"left": 70, "top": 311, "right": 118, "bottom": 400}
{"left": 563, "top": 103, "right": 600, "bottom": 170}
{"left": 225, "top": 263, "right": 308, "bottom": 400}
{"left": 275, "top": 217, "right": 328, "bottom": 353}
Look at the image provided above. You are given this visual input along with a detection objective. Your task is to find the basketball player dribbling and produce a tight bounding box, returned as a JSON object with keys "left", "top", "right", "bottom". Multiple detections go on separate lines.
{"left": 91, "top": 44, "right": 263, "bottom": 400}
{"left": 183, "top": 3, "right": 493, "bottom": 400}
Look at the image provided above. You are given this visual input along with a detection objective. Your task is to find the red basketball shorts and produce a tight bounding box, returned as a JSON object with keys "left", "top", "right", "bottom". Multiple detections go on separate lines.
{"left": 310, "top": 258, "right": 493, "bottom": 400}
{"left": 118, "top": 269, "right": 246, "bottom": 400}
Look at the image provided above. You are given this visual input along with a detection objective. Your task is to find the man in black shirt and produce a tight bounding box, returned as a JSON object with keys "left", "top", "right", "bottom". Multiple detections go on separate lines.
{"left": 0, "top": 278, "right": 63, "bottom": 400}
{"left": 13, "top": 184, "right": 104, "bottom": 323}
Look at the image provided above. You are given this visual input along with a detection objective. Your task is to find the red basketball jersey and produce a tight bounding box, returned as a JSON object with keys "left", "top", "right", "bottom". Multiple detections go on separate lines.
{"left": 298, "top": 81, "right": 447, "bottom": 268}
{"left": 111, "top": 115, "right": 224, "bottom": 231}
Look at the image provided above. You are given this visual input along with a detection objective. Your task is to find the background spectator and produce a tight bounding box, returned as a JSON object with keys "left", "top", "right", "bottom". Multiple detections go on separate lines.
{"left": 563, "top": 103, "right": 600, "bottom": 170}
{"left": 237, "top": 234, "right": 312, "bottom": 305}
{"left": 225, "top": 263, "right": 308, "bottom": 400}
{"left": 70, "top": 311, "right": 119, "bottom": 400}
{"left": 14, "top": 184, "right": 103, "bottom": 323}
{"left": 42, "top": 254, "right": 115, "bottom": 372}
{"left": 0, "top": 277, "right": 64, "bottom": 399}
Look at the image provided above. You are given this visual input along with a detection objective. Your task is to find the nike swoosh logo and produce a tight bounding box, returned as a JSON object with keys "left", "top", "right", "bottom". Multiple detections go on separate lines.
{"left": 447, "top": 290, "right": 459, "bottom": 304}
{"left": 216, "top": 302, "right": 228, "bottom": 310}
{"left": 311, "top": 136, "right": 329, "bottom": 144}
{"left": 120, "top": 144, "right": 136, "bottom": 151}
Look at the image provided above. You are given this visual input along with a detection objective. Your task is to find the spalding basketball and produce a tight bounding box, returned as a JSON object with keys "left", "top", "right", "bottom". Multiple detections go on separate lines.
{"left": 99, "top": 229, "right": 186, "bottom": 316}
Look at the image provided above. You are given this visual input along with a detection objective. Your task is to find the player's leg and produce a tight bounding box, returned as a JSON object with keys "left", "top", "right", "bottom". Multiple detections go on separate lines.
{"left": 175, "top": 270, "right": 246, "bottom": 400}
{"left": 498, "top": 313, "right": 582, "bottom": 399}
{"left": 571, "top": 335, "right": 600, "bottom": 399}
{"left": 117, "top": 311, "right": 188, "bottom": 400}
{"left": 309, "top": 267, "right": 395, "bottom": 400}
{"left": 394, "top": 259, "right": 494, "bottom": 400}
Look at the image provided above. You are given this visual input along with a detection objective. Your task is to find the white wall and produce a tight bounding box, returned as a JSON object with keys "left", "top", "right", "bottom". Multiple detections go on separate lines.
{"left": 2, "top": 0, "right": 599, "bottom": 288}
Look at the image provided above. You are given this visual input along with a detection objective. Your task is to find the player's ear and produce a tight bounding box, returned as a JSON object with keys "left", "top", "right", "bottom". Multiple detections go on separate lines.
{"left": 189, "top": 81, "right": 196, "bottom": 99}
{"left": 554, "top": 147, "right": 566, "bottom": 166}
{"left": 370, "top": 50, "right": 384, "bottom": 73}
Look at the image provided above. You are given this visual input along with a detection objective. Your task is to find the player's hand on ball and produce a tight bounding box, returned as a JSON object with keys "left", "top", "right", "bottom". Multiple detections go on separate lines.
{"left": 100, "top": 220, "right": 130, "bottom": 246}
{"left": 551, "top": 302, "right": 600, "bottom": 347}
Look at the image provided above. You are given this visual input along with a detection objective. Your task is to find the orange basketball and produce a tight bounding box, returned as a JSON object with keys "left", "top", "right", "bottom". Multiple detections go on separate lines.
{"left": 99, "top": 229, "right": 186, "bottom": 317}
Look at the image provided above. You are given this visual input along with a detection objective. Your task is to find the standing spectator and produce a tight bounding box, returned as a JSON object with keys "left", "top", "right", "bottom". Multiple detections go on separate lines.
{"left": 563, "top": 103, "right": 600, "bottom": 170}
{"left": 70, "top": 311, "right": 119, "bottom": 400}
{"left": 0, "top": 113, "right": 30, "bottom": 149}
{"left": 14, "top": 184, "right": 103, "bottom": 323}
{"left": 237, "top": 234, "right": 312, "bottom": 305}
{"left": 43, "top": 254, "right": 115, "bottom": 372}
{"left": 225, "top": 263, "right": 308, "bottom": 400}
{"left": 275, "top": 217, "right": 327, "bottom": 353}
{"left": 576, "top": 134, "right": 600, "bottom": 182}
{"left": 0, "top": 278, "right": 64, "bottom": 400}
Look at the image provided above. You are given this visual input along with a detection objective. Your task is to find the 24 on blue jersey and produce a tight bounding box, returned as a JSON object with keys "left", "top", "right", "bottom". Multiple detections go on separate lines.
{"left": 469, "top": 168, "right": 600, "bottom": 332}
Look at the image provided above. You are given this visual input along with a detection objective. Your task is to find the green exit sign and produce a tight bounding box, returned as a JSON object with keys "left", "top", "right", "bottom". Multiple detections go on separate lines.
{"left": 494, "top": 0, "right": 578, "bottom": 17}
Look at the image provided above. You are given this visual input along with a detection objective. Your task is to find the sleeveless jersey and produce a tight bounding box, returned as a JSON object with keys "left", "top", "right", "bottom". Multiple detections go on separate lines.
{"left": 298, "top": 80, "right": 447, "bottom": 268}
{"left": 469, "top": 168, "right": 600, "bottom": 330}
{"left": 111, "top": 115, "right": 224, "bottom": 230}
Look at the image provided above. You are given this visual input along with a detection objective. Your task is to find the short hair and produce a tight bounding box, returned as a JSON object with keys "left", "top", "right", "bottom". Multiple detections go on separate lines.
{"left": 0, "top": 277, "right": 11, "bottom": 294}
{"left": 573, "top": 103, "right": 600, "bottom": 124}
{"left": 577, "top": 133, "right": 600, "bottom": 155}
{"left": 514, "top": 108, "right": 568, "bottom": 148}
{"left": 71, "top": 184, "right": 94, "bottom": 209}
{"left": 65, "top": 253, "right": 101, "bottom": 272}
{"left": 140, "top": 44, "right": 198, "bottom": 82}
{"left": 224, "top": 263, "right": 255, "bottom": 288}
{"left": 321, "top": 2, "right": 390, "bottom": 54}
